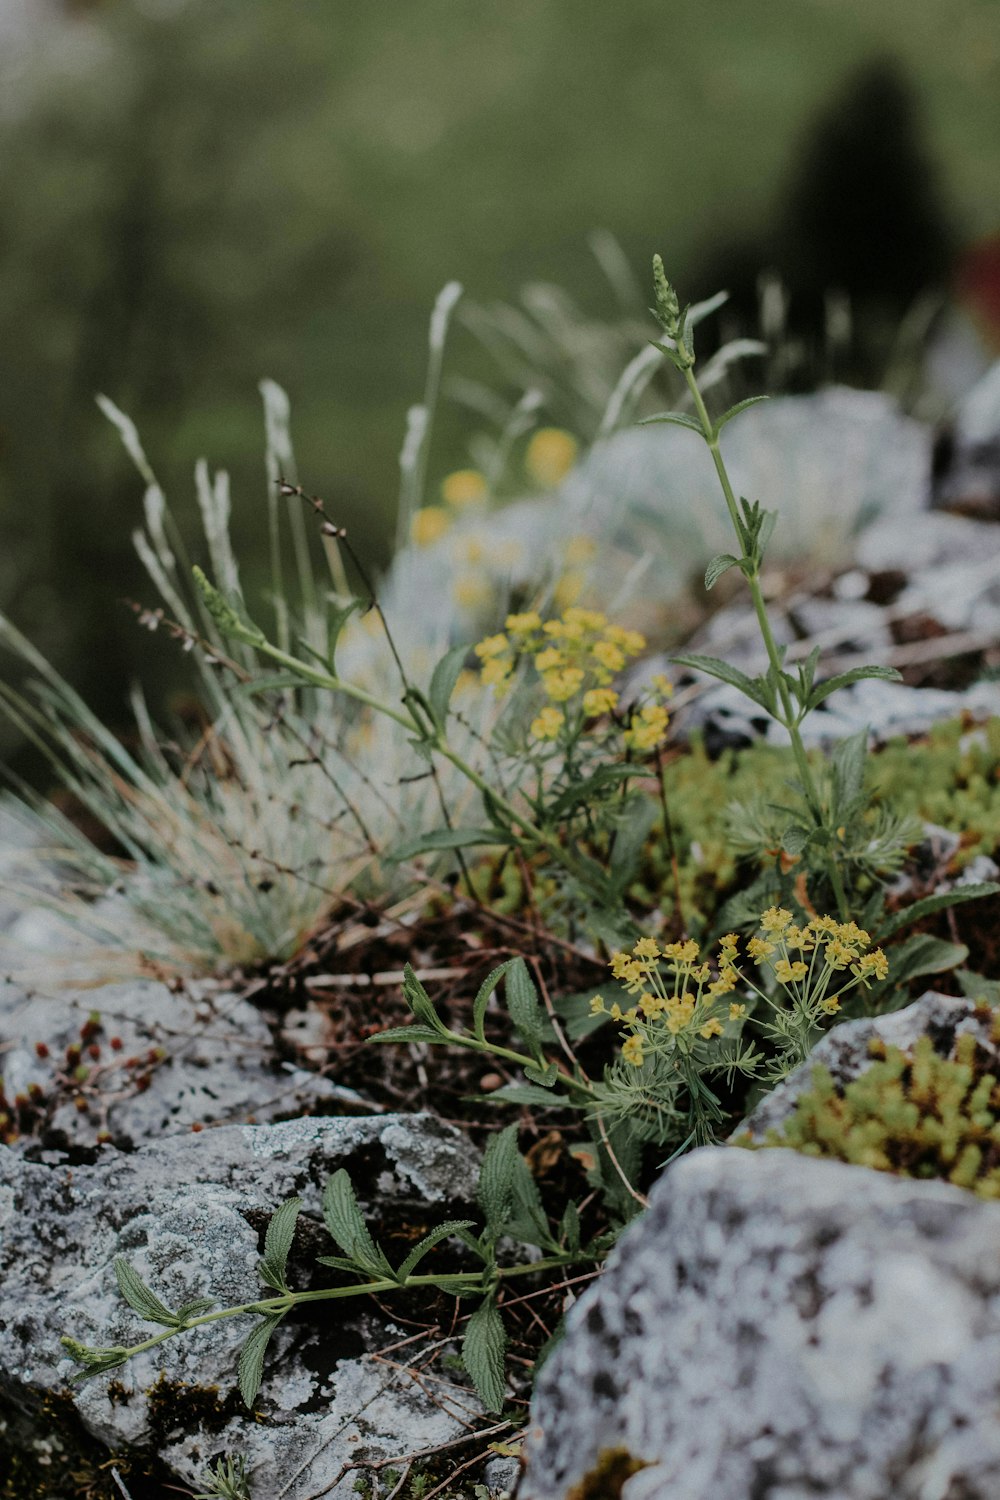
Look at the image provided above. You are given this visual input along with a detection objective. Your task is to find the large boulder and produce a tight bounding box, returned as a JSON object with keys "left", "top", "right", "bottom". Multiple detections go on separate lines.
{"left": 0, "top": 1114, "right": 483, "bottom": 1498}
{"left": 523, "top": 993, "right": 1000, "bottom": 1500}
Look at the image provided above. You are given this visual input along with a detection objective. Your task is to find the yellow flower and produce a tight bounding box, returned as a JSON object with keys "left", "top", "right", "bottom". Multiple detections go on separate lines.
{"left": 592, "top": 639, "right": 626, "bottom": 673}
{"left": 633, "top": 937, "right": 660, "bottom": 959}
{"left": 474, "top": 633, "right": 510, "bottom": 660}
{"left": 541, "top": 667, "right": 586, "bottom": 702}
{"left": 583, "top": 687, "right": 619, "bottom": 717}
{"left": 784, "top": 925, "right": 814, "bottom": 952}
{"left": 708, "top": 969, "right": 737, "bottom": 998}
{"left": 639, "top": 991, "right": 667, "bottom": 1016}
{"left": 820, "top": 996, "right": 842, "bottom": 1014}
{"left": 729, "top": 1003, "right": 747, "bottom": 1020}
{"left": 526, "top": 427, "right": 579, "bottom": 487}
{"left": 651, "top": 673, "right": 674, "bottom": 698}
{"left": 719, "top": 933, "right": 739, "bottom": 957}
{"left": 605, "top": 625, "right": 647, "bottom": 655}
{"left": 589, "top": 995, "right": 606, "bottom": 1015}
{"left": 535, "top": 646, "right": 565, "bottom": 672}
{"left": 837, "top": 921, "right": 871, "bottom": 948}
{"left": 453, "top": 576, "right": 492, "bottom": 611}
{"left": 624, "top": 703, "right": 670, "bottom": 753}
{"left": 774, "top": 959, "right": 808, "bottom": 983}
{"left": 661, "top": 939, "right": 700, "bottom": 964}
{"left": 621, "top": 1034, "right": 645, "bottom": 1067}
{"left": 760, "top": 907, "right": 793, "bottom": 934}
{"left": 441, "top": 469, "right": 489, "bottom": 507}
{"left": 610, "top": 951, "right": 631, "bottom": 978}
{"left": 410, "top": 507, "right": 451, "bottom": 547}
{"left": 854, "top": 949, "right": 889, "bottom": 983}
{"left": 824, "top": 940, "right": 853, "bottom": 971}
{"left": 699, "top": 1017, "right": 724, "bottom": 1040}
{"left": 564, "top": 606, "right": 608, "bottom": 632}
{"left": 506, "top": 610, "right": 542, "bottom": 635}
{"left": 531, "top": 706, "right": 564, "bottom": 740}
{"left": 747, "top": 937, "right": 775, "bottom": 962}
{"left": 609, "top": 1002, "right": 623, "bottom": 1021}
{"left": 481, "top": 658, "right": 512, "bottom": 689}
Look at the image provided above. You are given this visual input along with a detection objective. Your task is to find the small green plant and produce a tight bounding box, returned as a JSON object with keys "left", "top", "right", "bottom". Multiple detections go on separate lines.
{"left": 742, "top": 1019, "right": 1000, "bottom": 1199}
{"left": 194, "top": 1454, "right": 252, "bottom": 1500}
{"left": 61, "top": 1118, "right": 596, "bottom": 1414}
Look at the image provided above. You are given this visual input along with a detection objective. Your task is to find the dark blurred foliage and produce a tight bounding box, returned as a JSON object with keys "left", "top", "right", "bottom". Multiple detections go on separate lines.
{"left": 0, "top": 0, "right": 996, "bottom": 778}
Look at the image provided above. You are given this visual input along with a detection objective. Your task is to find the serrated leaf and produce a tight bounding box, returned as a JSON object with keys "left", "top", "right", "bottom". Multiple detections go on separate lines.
{"left": 473, "top": 960, "right": 518, "bottom": 1045}
{"left": 488, "top": 1082, "right": 570, "bottom": 1107}
{"left": 396, "top": 1220, "right": 477, "bottom": 1281}
{"left": 366, "top": 1023, "right": 447, "bottom": 1046}
{"left": 807, "top": 664, "right": 902, "bottom": 710}
{"left": 258, "top": 1196, "right": 301, "bottom": 1294}
{"left": 670, "top": 652, "right": 768, "bottom": 709}
{"left": 523, "top": 1061, "right": 559, "bottom": 1087}
{"left": 237, "top": 1316, "right": 282, "bottom": 1408}
{"left": 428, "top": 644, "right": 469, "bottom": 729}
{"left": 636, "top": 410, "right": 704, "bottom": 435}
{"left": 508, "top": 1152, "right": 552, "bottom": 1248}
{"left": 877, "top": 882, "right": 1000, "bottom": 942}
{"left": 113, "top": 1258, "right": 179, "bottom": 1328}
{"left": 505, "top": 959, "right": 544, "bottom": 1056}
{"left": 713, "top": 394, "right": 771, "bottom": 437}
{"left": 462, "top": 1297, "right": 508, "bottom": 1413}
{"left": 781, "top": 824, "right": 810, "bottom": 856}
{"left": 401, "top": 963, "right": 447, "bottom": 1031}
{"left": 704, "top": 553, "right": 741, "bottom": 591}
{"left": 477, "top": 1123, "right": 519, "bottom": 1234}
{"left": 174, "top": 1298, "right": 216, "bottom": 1323}
{"left": 322, "top": 1170, "right": 396, "bottom": 1279}
{"left": 390, "top": 826, "right": 514, "bottom": 862}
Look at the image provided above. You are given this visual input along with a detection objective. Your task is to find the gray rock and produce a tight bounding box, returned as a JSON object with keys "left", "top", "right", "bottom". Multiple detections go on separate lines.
{"left": 523, "top": 993, "right": 1000, "bottom": 1500}
{"left": 0, "top": 1114, "right": 482, "bottom": 1498}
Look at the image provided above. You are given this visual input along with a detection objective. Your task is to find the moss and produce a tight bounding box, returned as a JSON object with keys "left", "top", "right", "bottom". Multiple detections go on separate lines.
{"left": 564, "top": 1447, "right": 651, "bottom": 1500}
{"left": 742, "top": 1025, "right": 1000, "bottom": 1198}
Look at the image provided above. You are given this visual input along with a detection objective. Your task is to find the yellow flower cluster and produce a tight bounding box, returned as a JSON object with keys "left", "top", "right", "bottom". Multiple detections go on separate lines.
{"left": 474, "top": 607, "right": 662, "bottom": 745}
{"left": 748, "top": 909, "right": 888, "bottom": 1009}
{"left": 598, "top": 930, "right": 744, "bottom": 1066}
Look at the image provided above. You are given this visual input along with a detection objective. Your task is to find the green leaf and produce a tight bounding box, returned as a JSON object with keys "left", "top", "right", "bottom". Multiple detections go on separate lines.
{"left": 258, "top": 1196, "right": 301, "bottom": 1294}
{"left": 880, "top": 933, "right": 968, "bottom": 989}
{"left": 806, "top": 664, "right": 902, "bottom": 710}
{"left": 174, "top": 1298, "right": 216, "bottom": 1323}
{"left": 956, "top": 970, "right": 1000, "bottom": 1006}
{"left": 712, "top": 394, "right": 771, "bottom": 437}
{"left": 523, "top": 1061, "right": 559, "bottom": 1088}
{"left": 830, "top": 728, "right": 868, "bottom": 808}
{"left": 366, "top": 1024, "right": 448, "bottom": 1046}
{"left": 325, "top": 598, "right": 365, "bottom": 674}
{"left": 237, "top": 1316, "right": 283, "bottom": 1408}
{"left": 396, "top": 1220, "right": 477, "bottom": 1281}
{"left": 235, "top": 673, "right": 305, "bottom": 698}
{"left": 488, "top": 1082, "right": 571, "bottom": 1107}
{"left": 321, "top": 1170, "right": 396, "bottom": 1279}
{"left": 877, "top": 883, "right": 1000, "bottom": 942}
{"left": 636, "top": 410, "right": 703, "bottom": 435}
{"left": 428, "top": 645, "right": 469, "bottom": 729}
{"left": 559, "top": 1200, "right": 581, "bottom": 1253}
{"left": 401, "top": 963, "right": 448, "bottom": 1032}
{"left": 506, "top": 959, "right": 544, "bottom": 1057}
{"left": 554, "top": 987, "right": 614, "bottom": 1040}
{"left": 781, "top": 824, "right": 810, "bottom": 856}
{"left": 477, "top": 1123, "right": 519, "bottom": 1235}
{"left": 473, "top": 960, "right": 518, "bottom": 1045}
{"left": 670, "top": 653, "right": 769, "bottom": 709}
{"left": 507, "top": 1153, "right": 553, "bottom": 1248}
{"left": 113, "top": 1259, "right": 179, "bottom": 1328}
{"left": 462, "top": 1297, "right": 508, "bottom": 1413}
{"left": 704, "top": 554, "right": 741, "bottom": 591}
{"left": 390, "top": 827, "right": 514, "bottom": 863}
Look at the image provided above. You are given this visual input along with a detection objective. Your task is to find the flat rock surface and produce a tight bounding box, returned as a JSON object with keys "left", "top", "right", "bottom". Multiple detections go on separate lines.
{"left": 0, "top": 1114, "right": 483, "bottom": 1498}
{"left": 523, "top": 993, "right": 1000, "bottom": 1500}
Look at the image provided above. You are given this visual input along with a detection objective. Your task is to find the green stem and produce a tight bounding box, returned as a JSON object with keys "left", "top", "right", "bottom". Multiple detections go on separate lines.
{"left": 682, "top": 363, "right": 848, "bottom": 919}
{"left": 434, "top": 1025, "right": 597, "bottom": 1103}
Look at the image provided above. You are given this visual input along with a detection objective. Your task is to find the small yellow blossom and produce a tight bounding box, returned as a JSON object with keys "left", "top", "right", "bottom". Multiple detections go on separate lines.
{"left": 583, "top": 687, "right": 619, "bottom": 717}
{"left": 651, "top": 673, "right": 674, "bottom": 698}
{"left": 526, "top": 427, "right": 579, "bottom": 487}
{"left": 640, "top": 991, "right": 667, "bottom": 1016}
{"left": 699, "top": 1017, "right": 724, "bottom": 1040}
{"left": 541, "top": 667, "right": 586, "bottom": 702}
{"left": 621, "top": 1033, "right": 645, "bottom": 1067}
{"left": 441, "top": 469, "right": 489, "bottom": 507}
{"left": 747, "top": 937, "right": 775, "bottom": 962}
{"left": 824, "top": 940, "right": 853, "bottom": 972}
{"left": 784, "top": 925, "right": 815, "bottom": 953}
{"left": 589, "top": 995, "right": 606, "bottom": 1014}
{"left": 760, "top": 907, "right": 793, "bottom": 934}
{"left": 774, "top": 959, "right": 808, "bottom": 984}
{"left": 610, "top": 1002, "right": 623, "bottom": 1021}
{"left": 610, "top": 951, "right": 631, "bottom": 978}
{"left": 474, "top": 633, "right": 510, "bottom": 661}
{"left": 719, "top": 933, "right": 739, "bottom": 957}
{"left": 605, "top": 625, "right": 647, "bottom": 655}
{"left": 820, "top": 996, "right": 842, "bottom": 1014}
{"left": 592, "top": 639, "right": 626, "bottom": 673}
{"left": 505, "top": 610, "right": 542, "bottom": 635}
{"left": 564, "top": 606, "right": 608, "bottom": 631}
{"left": 854, "top": 949, "right": 889, "bottom": 983}
{"left": 633, "top": 937, "right": 660, "bottom": 959}
{"left": 708, "top": 969, "right": 737, "bottom": 998}
{"left": 661, "top": 939, "right": 699, "bottom": 963}
{"left": 411, "top": 507, "right": 451, "bottom": 547}
{"left": 729, "top": 1003, "right": 748, "bottom": 1021}
{"left": 625, "top": 703, "right": 670, "bottom": 753}
{"left": 531, "top": 706, "right": 565, "bottom": 740}
{"left": 535, "top": 646, "right": 565, "bottom": 673}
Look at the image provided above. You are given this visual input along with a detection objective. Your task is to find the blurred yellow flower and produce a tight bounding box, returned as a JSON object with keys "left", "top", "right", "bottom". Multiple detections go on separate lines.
{"left": 474, "top": 633, "right": 510, "bottom": 660}
{"left": 526, "top": 427, "right": 579, "bottom": 487}
{"left": 453, "top": 576, "right": 492, "bottom": 611}
{"left": 441, "top": 469, "right": 489, "bottom": 507}
{"left": 541, "top": 667, "right": 586, "bottom": 702}
{"left": 411, "top": 507, "right": 451, "bottom": 547}
{"left": 531, "top": 705, "right": 564, "bottom": 740}
{"left": 583, "top": 687, "right": 618, "bottom": 717}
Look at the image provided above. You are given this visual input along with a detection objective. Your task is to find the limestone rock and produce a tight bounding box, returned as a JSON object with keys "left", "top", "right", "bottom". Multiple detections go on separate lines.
{"left": 0, "top": 1114, "right": 481, "bottom": 1497}
{"left": 523, "top": 994, "right": 1000, "bottom": 1500}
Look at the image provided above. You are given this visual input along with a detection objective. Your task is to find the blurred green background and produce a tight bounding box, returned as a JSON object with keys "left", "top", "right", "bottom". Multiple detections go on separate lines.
{"left": 0, "top": 0, "right": 998, "bottom": 759}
